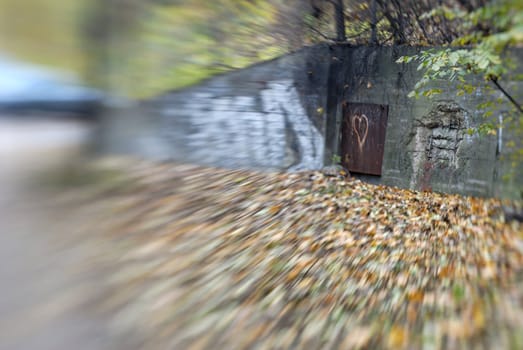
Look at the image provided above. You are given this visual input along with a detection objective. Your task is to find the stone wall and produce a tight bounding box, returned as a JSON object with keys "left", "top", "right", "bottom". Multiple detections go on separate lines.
{"left": 100, "top": 44, "right": 523, "bottom": 198}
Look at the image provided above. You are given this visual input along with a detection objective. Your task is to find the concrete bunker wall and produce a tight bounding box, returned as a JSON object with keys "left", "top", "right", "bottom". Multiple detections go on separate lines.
{"left": 101, "top": 44, "right": 523, "bottom": 198}
{"left": 142, "top": 44, "right": 331, "bottom": 171}
{"left": 325, "top": 45, "right": 523, "bottom": 198}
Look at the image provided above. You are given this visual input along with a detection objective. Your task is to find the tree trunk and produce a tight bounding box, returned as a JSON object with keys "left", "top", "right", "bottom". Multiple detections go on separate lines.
{"left": 370, "top": 0, "right": 378, "bottom": 45}
{"left": 334, "top": 0, "right": 346, "bottom": 42}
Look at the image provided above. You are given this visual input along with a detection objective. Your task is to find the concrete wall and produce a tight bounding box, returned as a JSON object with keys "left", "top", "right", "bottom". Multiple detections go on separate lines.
{"left": 135, "top": 44, "right": 331, "bottom": 171}
{"left": 325, "top": 45, "right": 523, "bottom": 198}
{"left": 100, "top": 44, "right": 523, "bottom": 198}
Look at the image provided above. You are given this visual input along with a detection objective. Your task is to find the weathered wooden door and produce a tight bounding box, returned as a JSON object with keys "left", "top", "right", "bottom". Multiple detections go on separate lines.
{"left": 340, "top": 102, "right": 389, "bottom": 175}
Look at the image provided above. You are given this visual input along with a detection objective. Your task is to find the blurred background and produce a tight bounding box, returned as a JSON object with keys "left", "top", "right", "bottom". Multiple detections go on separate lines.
{"left": 0, "top": 0, "right": 337, "bottom": 171}
{"left": 0, "top": 0, "right": 329, "bottom": 101}
{"left": 0, "top": 2, "right": 332, "bottom": 348}
{"left": 0, "top": 0, "right": 412, "bottom": 102}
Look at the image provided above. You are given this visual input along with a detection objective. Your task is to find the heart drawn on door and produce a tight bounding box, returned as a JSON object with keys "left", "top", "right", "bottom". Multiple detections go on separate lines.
{"left": 351, "top": 114, "right": 369, "bottom": 151}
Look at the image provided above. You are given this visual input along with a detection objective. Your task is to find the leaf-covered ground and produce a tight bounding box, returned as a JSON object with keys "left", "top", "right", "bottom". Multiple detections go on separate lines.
{"left": 58, "top": 160, "right": 523, "bottom": 349}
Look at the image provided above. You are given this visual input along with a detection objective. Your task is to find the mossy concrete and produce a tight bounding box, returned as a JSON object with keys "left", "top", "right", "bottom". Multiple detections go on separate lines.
{"left": 325, "top": 45, "right": 523, "bottom": 199}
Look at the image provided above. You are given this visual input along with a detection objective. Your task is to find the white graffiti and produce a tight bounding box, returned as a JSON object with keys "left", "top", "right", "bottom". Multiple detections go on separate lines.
{"left": 260, "top": 80, "right": 324, "bottom": 170}
{"left": 162, "top": 79, "right": 324, "bottom": 171}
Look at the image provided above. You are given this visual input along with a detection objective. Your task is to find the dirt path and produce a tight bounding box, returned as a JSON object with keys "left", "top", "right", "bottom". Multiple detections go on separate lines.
{"left": 0, "top": 115, "right": 133, "bottom": 350}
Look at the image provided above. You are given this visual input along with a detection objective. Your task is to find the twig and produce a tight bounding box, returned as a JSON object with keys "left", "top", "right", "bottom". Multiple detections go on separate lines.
{"left": 491, "top": 78, "right": 523, "bottom": 114}
{"left": 305, "top": 22, "right": 336, "bottom": 41}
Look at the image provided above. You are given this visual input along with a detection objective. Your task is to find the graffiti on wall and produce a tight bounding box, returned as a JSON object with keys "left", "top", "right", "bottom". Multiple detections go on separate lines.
{"left": 351, "top": 114, "right": 369, "bottom": 152}
{"left": 260, "top": 80, "right": 324, "bottom": 170}
{"left": 161, "top": 79, "right": 324, "bottom": 170}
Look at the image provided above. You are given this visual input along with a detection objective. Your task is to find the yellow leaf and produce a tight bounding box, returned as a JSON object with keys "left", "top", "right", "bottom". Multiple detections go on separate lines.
{"left": 287, "top": 267, "right": 301, "bottom": 281}
{"left": 473, "top": 303, "right": 485, "bottom": 330}
{"left": 387, "top": 325, "right": 407, "bottom": 348}
{"left": 297, "top": 277, "right": 313, "bottom": 291}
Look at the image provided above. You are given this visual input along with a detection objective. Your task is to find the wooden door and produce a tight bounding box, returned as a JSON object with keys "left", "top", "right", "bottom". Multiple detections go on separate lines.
{"left": 340, "top": 102, "right": 388, "bottom": 175}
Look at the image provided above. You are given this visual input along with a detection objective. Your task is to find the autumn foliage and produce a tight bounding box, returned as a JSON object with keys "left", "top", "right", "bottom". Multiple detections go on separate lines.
{"left": 70, "top": 161, "right": 523, "bottom": 349}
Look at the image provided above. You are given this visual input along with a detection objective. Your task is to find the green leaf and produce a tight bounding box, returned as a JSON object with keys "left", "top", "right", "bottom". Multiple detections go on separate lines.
{"left": 478, "top": 58, "right": 489, "bottom": 70}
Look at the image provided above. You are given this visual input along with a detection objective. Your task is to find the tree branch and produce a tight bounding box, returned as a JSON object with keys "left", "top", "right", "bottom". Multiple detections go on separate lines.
{"left": 370, "top": 0, "right": 378, "bottom": 45}
{"left": 305, "top": 22, "right": 336, "bottom": 41}
{"left": 491, "top": 78, "right": 523, "bottom": 114}
{"left": 333, "top": 0, "right": 346, "bottom": 41}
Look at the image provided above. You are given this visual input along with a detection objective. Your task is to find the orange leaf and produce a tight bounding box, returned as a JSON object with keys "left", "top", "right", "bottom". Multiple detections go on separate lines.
{"left": 268, "top": 205, "right": 281, "bottom": 215}
{"left": 407, "top": 290, "right": 424, "bottom": 303}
